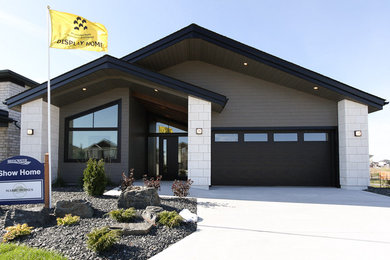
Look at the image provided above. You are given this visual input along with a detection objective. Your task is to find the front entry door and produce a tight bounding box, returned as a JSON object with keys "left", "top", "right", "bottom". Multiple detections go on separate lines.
{"left": 159, "top": 136, "right": 179, "bottom": 180}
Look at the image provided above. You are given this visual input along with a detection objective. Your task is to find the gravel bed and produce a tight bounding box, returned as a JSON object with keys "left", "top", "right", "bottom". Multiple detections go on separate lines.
{"left": 366, "top": 186, "right": 390, "bottom": 197}
{"left": 0, "top": 186, "right": 197, "bottom": 260}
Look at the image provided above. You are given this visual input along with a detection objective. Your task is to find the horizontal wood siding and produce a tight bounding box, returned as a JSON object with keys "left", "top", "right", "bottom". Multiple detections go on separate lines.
{"left": 160, "top": 61, "right": 338, "bottom": 127}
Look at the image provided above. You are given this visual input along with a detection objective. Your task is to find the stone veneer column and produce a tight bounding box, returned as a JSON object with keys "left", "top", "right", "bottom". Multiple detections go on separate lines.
{"left": 338, "top": 99, "right": 369, "bottom": 190}
{"left": 20, "top": 98, "right": 60, "bottom": 181}
{"left": 188, "top": 96, "right": 211, "bottom": 189}
{"left": 0, "top": 82, "right": 26, "bottom": 161}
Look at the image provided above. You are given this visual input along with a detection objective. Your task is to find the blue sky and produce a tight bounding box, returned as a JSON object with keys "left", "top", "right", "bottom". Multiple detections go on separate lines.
{"left": 0, "top": 0, "right": 389, "bottom": 160}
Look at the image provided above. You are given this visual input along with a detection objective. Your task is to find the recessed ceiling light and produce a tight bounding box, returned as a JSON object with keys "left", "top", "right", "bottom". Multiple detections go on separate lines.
{"left": 82, "top": 88, "right": 87, "bottom": 91}
{"left": 154, "top": 89, "right": 159, "bottom": 92}
{"left": 243, "top": 62, "right": 248, "bottom": 66}
{"left": 313, "top": 86, "right": 319, "bottom": 90}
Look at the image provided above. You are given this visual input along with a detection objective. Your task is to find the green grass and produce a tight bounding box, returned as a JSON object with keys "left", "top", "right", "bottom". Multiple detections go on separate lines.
{"left": 0, "top": 243, "right": 67, "bottom": 260}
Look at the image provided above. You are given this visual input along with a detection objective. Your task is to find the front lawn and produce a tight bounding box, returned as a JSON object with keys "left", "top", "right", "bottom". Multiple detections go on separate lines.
{"left": 0, "top": 243, "right": 66, "bottom": 260}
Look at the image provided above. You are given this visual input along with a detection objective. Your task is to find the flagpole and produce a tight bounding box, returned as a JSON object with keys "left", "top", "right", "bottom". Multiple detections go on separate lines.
{"left": 47, "top": 5, "right": 52, "bottom": 208}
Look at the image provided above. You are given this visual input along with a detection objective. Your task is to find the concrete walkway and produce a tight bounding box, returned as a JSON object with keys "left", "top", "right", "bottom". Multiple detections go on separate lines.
{"left": 151, "top": 184, "right": 390, "bottom": 260}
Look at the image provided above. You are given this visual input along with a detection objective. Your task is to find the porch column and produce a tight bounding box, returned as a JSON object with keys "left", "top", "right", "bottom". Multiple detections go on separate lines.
{"left": 188, "top": 96, "right": 211, "bottom": 189}
{"left": 20, "top": 98, "right": 60, "bottom": 182}
{"left": 338, "top": 99, "right": 369, "bottom": 190}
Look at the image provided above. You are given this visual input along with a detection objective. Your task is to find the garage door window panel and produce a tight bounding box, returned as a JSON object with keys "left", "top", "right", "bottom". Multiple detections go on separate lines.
{"left": 304, "top": 133, "right": 328, "bottom": 142}
{"left": 244, "top": 133, "right": 268, "bottom": 142}
{"left": 273, "top": 133, "right": 298, "bottom": 142}
{"left": 215, "top": 133, "right": 238, "bottom": 142}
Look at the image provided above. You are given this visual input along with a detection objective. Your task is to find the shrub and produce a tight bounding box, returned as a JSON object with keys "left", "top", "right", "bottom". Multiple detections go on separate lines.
{"left": 86, "top": 227, "right": 121, "bottom": 252}
{"left": 0, "top": 243, "right": 66, "bottom": 260}
{"left": 108, "top": 208, "right": 136, "bottom": 222}
{"left": 120, "top": 169, "right": 135, "bottom": 191}
{"left": 171, "top": 179, "right": 194, "bottom": 197}
{"left": 158, "top": 211, "right": 183, "bottom": 228}
{"left": 83, "top": 158, "right": 107, "bottom": 196}
{"left": 143, "top": 175, "right": 162, "bottom": 190}
{"left": 57, "top": 214, "right": 80, "bottom": 226}
{"left": 2, "top": 224, "right": 33, "bottom": 242}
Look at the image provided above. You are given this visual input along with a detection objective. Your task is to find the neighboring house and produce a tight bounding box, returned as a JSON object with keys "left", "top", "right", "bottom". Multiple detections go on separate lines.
{"left": 4, "top": 24, "right": 388, "bottom": 190}
{"left": 0, "top": 70, "right": 38, "bottom": 161}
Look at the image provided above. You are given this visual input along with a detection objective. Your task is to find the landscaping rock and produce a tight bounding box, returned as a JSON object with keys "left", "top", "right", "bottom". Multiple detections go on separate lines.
{"left": 142, "top": 206, "right": 164, "bottom": 224}
{"left": 110, "top": 222, "right": 153, "bottom": 235}
{"left": 54, "top": 200, "right": 93, "bottom": 218}
{"left": 4, "top": 206, "right": 50, "bottom": 227}
{"left": 118, "top": 186, "right": 160, "bottom": 209}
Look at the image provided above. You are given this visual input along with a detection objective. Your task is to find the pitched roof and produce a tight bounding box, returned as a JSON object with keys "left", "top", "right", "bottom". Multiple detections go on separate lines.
{"left": 122, "top": 24, "right": 387, "bottom": 111}
{"left": 5, "top": 55, "right": 227, "bottom": 108}
{"left": 0, "top": 70, "right": 38, "bottom": 88}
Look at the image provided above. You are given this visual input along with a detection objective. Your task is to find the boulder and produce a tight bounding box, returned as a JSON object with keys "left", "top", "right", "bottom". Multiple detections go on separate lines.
{"left": 54, "top": 200, "right": 94, "bottom": 218}
{"left": 110, "top": 222, "right": 153, "bottom": 235}
{"left": 118, "top": 186, "right": 160, "bottom": 209}
{"left": 4, "top": 206, "right": 50, "bottom": 227}
{"left": 141, "top": 206, "right": 164, "bottom": 224}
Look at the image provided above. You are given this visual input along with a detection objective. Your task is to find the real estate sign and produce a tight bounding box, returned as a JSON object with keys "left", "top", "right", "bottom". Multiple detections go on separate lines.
{"left": 0, "top": 156, "right": 44, "bottom": 205}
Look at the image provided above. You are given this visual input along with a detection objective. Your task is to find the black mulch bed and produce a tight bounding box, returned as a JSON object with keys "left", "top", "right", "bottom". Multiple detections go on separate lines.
{"left": 366, "top": 186, "right": 390, "bottom": 197}
{"left": 0, "top": 186, "right": 197, "bottom": 260}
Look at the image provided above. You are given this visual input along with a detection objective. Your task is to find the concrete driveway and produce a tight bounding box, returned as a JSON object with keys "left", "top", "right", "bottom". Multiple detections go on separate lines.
{"left": 151, "top": 185, "right": 390, "bottom": 260}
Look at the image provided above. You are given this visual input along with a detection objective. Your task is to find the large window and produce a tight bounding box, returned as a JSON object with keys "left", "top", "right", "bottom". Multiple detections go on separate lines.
{"left": 65, "top": 100, "right": 120, "bottom": 162}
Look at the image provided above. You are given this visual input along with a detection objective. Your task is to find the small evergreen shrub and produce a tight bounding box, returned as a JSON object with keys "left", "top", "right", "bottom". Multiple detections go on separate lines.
{"left": 143, "top": 175, "right": 162, "bottom": 190}
{"left": 108, "top": 208, "right": 136, "bottom": 222}
{"left": 86, "top": 227, "right": 121, "bottom": 252}
{"left": 120, "top": 169, "right": 135, "bottom": 191}
{"left": 157, "top": 211, "right": 183, "bottom": 228}
{"left": 2, "top": 224, "right": 33, "bottom": 242}
{"left": 171, "top": 179, "right": 194, "bottom": 197}
{"left": 57, "top": 214, "right": 80, "bottom": 226}
{"left": 83, "top": 158, "right": 107, "bottom": 196}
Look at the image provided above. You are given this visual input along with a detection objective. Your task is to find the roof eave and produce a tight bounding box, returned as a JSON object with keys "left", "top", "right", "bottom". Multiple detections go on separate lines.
{"left": 5, "top": 55, "right": 227, "bottom": 109}
{"left": 122, "top": 24, "right": 386, "bottom": 111}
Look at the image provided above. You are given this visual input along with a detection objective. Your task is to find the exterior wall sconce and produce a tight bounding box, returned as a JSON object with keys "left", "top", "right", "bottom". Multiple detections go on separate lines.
{"left": 196, "top": 128, "right": 203, "bottom": 135}
{"left": 27, "top": 129, "right": 34, "bottom": 135}
{"left": 354, "top": 130, "right": 362, "bottom": 137}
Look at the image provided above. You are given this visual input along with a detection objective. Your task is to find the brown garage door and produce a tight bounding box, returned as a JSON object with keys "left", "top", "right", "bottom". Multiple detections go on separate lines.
{"left": 211, "top": 129, "right": 338, "bottom": 186}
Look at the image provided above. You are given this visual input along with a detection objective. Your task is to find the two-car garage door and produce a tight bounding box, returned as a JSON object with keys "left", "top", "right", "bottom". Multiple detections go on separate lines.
{"left": 211, "top": 129, "right": 338, "bottom": 186}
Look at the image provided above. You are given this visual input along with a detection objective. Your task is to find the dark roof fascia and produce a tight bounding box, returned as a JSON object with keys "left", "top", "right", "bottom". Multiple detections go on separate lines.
{"left": 122, "top": 24, "right": 386, "bottom": 110}
{"left": 0, "top": 70, "right": 39, "bottom": 88}
{"left": 5, "top": 55, "right": 227, "bottom": 108}
{"left": 0, "top": 109, "right": 13, "bottom": 124}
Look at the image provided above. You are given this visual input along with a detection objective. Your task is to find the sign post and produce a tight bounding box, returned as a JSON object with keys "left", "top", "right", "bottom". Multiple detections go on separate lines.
{"left": 0, "top": 156, "right": 45, "bottom": 205}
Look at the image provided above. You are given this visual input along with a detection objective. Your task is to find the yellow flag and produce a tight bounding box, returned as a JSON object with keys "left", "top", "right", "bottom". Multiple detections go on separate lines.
{"left": 49, "top": 10, "right": 108, "bottom": 52}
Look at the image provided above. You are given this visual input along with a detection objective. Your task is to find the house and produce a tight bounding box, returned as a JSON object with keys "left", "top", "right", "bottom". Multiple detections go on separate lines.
{"left": 0, "top": 70, "right": 38, "bottom": 161}
{"left": 4, "top": 24, "right": 387, "bottom": 190}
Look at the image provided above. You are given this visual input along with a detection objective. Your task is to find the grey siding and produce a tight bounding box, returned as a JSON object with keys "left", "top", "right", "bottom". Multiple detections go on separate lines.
{"left": 161, "top": 61, "right": 338, "bottom": 127}
{"left": 129, "top": 95, "right": 147, "bottom": 179}
{"left": 58, "top": 88, "right": 130, "bottom": 184}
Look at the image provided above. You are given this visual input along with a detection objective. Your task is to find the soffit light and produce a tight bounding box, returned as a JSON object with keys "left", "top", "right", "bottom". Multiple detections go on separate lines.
{"left": 154, "top": 89, "right": 159, "bottom": 92}
{"left": 82, "top": 87, "right": 87, "bottom": 91}
{"left": 313, "top": 86, "right": 319, "bottom": 90}
{"left": 243, "top": 62, "right": 248, "bottom": 66}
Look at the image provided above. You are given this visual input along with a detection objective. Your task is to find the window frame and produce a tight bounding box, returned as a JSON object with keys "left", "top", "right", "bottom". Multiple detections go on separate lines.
{"left": 64, "top": 100, "right": 121, "bottom": 163}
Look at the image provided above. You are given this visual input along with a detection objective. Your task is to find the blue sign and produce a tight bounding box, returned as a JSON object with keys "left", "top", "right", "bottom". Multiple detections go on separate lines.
{"left": 0, "top": 155, "right": 45, "bottom": 205}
